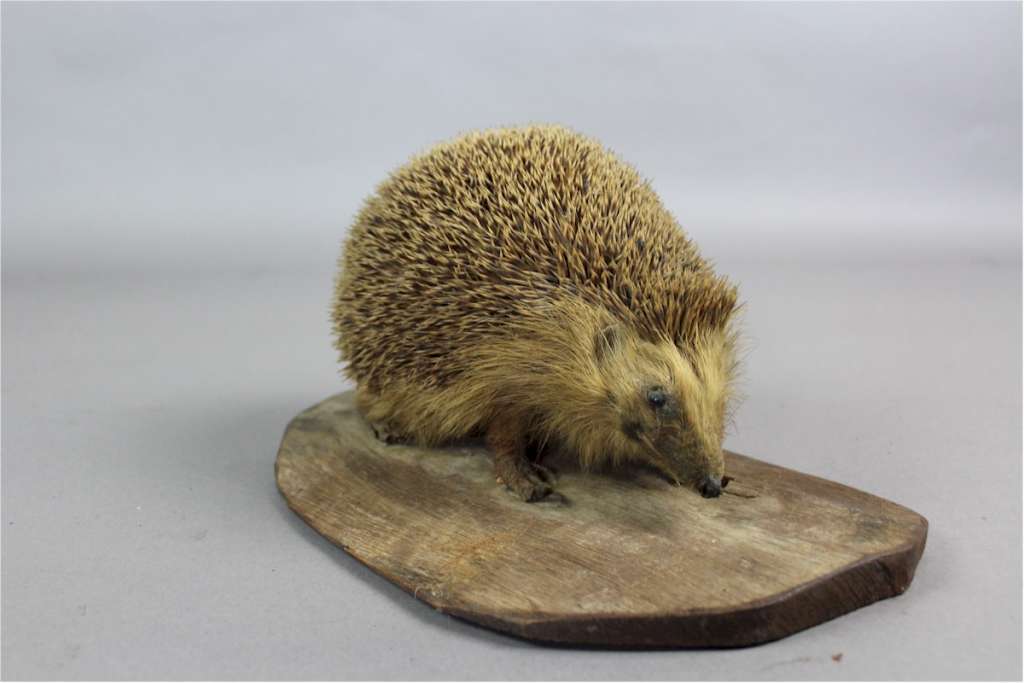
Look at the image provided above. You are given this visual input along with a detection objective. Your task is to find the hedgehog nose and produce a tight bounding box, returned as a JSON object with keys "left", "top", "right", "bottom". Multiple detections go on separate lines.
{"left": 698, "top": 475, "right": 722, "bottom": 498}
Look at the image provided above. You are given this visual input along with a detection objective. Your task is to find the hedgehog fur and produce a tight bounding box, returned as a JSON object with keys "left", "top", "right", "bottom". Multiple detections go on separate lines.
{"left": 332, "top": 125, "right": 741, "bottom": 501}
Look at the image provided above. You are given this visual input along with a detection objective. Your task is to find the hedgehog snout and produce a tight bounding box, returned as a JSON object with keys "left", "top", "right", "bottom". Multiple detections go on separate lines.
{"left": 697, "top": 474, "right": 722, "bottom": 498}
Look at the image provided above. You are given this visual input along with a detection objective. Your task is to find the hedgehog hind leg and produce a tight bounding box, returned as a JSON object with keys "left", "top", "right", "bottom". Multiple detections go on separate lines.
{"left": 487, "top": 416, "right": 554, "bottom": 502}
{"left": 356, "top": 383, "right": 411, "bottom": 445}
{"left": 369, "top": 420, "right": 408, "bottom": 445}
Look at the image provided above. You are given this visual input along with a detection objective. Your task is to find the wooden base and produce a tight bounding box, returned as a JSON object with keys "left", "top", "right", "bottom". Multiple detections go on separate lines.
{"left": 275, "top": 392, "right": 927, "bottom": 648}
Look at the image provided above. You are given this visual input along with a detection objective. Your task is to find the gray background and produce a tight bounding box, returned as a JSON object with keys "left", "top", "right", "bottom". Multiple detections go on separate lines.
{"left": 2, "top": 2, "right": 1021, "bottom": 680}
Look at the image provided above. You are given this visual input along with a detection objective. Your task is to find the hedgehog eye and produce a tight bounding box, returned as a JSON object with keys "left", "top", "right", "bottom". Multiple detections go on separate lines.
{"left": 646, "top": 386, "right": 667, "bottom": 409}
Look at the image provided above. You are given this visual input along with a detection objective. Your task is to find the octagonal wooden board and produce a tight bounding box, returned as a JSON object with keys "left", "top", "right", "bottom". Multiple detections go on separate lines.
{"left": 275, "top": 392, "right": 927, "bottom": 648}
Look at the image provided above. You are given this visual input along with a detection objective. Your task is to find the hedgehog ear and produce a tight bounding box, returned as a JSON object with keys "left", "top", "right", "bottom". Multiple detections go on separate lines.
{"left": 594, "top": 324, "right": 623, "bottom": 364}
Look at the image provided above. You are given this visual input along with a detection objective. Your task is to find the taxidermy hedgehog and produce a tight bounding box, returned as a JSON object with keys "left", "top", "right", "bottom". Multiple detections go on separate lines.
{"left": 332, "top": 125, "right": 740, "bottom": 502}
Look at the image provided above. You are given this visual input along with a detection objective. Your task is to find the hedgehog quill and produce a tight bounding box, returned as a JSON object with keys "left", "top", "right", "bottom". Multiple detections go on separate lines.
{"left": 332, "top": 125, "right": 741, "bottom": 502}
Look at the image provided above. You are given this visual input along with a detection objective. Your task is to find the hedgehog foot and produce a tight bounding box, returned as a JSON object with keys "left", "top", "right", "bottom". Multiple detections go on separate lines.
{"left": 531, "top": 462, "right": 558, "bottom": 485}
{"left": 487, "top": 417, "right": 555, "bottom": 502}
{"left": 369, "top": 421, "right": 407, "bottom": 445}
{"left": 495, "top": 454, "right": 554, "bottom": 502}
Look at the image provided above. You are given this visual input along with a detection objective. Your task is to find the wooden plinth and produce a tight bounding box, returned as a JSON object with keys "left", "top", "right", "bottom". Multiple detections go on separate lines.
{"left": 275, "top": 392, "right": 927, "bottom": 648}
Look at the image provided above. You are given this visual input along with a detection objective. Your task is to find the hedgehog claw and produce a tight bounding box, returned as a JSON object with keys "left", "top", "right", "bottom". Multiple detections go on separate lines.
{"left": 516, "top": 475, "right": 553, "bottom": 502}
{"left": 502, "top": 463, "right": 554, "bottom": 502}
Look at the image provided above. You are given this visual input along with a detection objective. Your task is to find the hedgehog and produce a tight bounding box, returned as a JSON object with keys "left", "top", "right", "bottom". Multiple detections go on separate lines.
{"left": 331, "top": 125, "right": 741, "bottom": 502}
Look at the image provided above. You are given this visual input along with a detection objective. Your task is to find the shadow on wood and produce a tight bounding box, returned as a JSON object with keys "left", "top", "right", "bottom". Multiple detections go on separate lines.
{"left": 275, "top": 392, "right": 927, "bottom": 648}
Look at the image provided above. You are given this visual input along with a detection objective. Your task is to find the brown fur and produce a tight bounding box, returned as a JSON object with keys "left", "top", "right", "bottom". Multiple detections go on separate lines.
{"left": 332, "top": 125, "right": 741, "bottom": 498}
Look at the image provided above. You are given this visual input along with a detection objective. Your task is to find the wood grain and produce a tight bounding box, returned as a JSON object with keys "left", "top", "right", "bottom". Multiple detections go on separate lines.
{"left": 275, "top": 392, "right": 927, "bottom": 648}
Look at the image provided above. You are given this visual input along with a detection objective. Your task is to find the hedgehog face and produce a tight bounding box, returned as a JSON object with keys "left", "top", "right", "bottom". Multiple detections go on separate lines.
{"left": 595, "top": 325, "right": 737, "bottom": 497}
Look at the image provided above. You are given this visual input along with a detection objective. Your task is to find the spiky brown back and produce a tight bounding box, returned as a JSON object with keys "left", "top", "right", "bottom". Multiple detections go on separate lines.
{"left": 333, "top": 125, "right": 737, "bottom": 392}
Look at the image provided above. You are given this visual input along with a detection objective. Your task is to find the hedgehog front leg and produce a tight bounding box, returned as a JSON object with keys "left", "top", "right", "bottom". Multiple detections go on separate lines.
{"left": 487, "top": 416, "right": 554, "bottom": 502}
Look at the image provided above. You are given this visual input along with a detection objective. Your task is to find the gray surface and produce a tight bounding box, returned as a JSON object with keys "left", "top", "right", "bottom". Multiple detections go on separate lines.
{"left": 2, "top": 2, "right": 1021, "bottom": 680}
{"left": 2, "top": 264, "right": 1021, "bottom": 680}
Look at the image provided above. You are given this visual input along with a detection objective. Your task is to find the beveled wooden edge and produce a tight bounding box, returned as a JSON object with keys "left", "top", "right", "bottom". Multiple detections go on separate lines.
{"left": 275, "top": 397, "right": 929, "bottom": 649}
{"left": 443, "top": 526, "right": 928, "bottom": 648}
